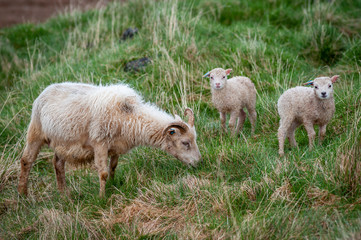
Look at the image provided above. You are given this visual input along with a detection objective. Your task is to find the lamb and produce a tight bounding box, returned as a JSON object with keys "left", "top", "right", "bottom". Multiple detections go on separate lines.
{"left": 203, "top": 68, "right": 257, "bottom": 135}
{"left": 18, "top": 82, "right": 202, "bottom": 197}
{"left": 277, "top": 75, "right": 340, "bottom": 157}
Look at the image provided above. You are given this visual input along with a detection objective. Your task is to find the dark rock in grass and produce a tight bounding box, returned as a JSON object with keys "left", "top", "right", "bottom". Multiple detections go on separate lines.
{"left": 124, "top": 57, "right": 151, "bottom": 72}
{"left": 121, "top": 27, "right": 138, "bottom": 41}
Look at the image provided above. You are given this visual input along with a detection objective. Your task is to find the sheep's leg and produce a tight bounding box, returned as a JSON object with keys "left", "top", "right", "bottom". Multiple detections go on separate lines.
{"left": 109, "top": 154, "right": 119, "bottom": 180}
{"left": 278, "top": 118, "right": 293, "bottom": 157}
{"left": 220, "top": 112, "right": 227, "bottom": 132}
{"left": 304, "top": 122, "right": 316, "bottom": 150}
{"left": 318, "top": 124, "right": 327, "bottom": 145}
{"left": 94, "top": 144, "right": 109, "bottom": 197}
{"left": 53, "top": 154, "right": 66, "bottom": 193}
{"left": 229, "top": 111, "right": 239, "bottom": 136}
{"left": 18, "top": 138, "right": 44, "bottom": 196}
{"left": 247, "top": 107, "right": 257, "bottom": 136}
{"left": 235, "top": 109, "right": 246, "bottom": 134}
{"left": 287, "top": 121, "right": 300, "bottom": 148}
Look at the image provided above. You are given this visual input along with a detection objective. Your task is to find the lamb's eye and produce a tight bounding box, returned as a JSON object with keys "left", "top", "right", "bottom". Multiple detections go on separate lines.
{"left": 210, "top": 77, "right": 214, "bottom": 80}
{"left": 222, "top": 76, "right": 225, "bottom": 79}
{"left": 315, "top": 86, "right": 318, "bottom": 89}
{"left": 328, "top": 85, "right": 332, "bottom": 88}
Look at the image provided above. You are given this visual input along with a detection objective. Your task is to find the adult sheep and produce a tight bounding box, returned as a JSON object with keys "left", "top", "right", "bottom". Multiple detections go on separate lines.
{"left": 18, "top": 82, "right": 202, "bottom": 197}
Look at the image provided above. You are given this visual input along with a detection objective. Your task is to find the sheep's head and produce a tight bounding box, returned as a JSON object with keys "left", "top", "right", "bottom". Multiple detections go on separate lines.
{"left": 203, "top": 68, "right": 232, "bottom": 90}
{"left": 162, "top": 108, "right": 202, "bottom": 167}
{"left": 304, "top": 75, "right": 339, "bottom": 100}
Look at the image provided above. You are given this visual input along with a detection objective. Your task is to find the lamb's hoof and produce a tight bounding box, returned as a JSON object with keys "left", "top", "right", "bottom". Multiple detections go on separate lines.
{"left": 279, "top": 152, "right": 285, "bottom": 158}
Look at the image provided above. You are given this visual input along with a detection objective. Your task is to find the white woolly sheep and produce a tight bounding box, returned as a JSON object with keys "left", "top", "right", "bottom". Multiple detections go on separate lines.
{"left": 18, "top": 82, "right": 202, "bottom": 197}
{"left": 277, "top": 75, "right": 340, "bottom": 157}
{"left": 203, "top": 68, "right": 257, "bottom": 135}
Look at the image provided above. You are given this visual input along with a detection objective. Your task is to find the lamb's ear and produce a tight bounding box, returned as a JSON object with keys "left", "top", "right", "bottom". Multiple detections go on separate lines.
{"left": 225, "top": 69, "right": 232, "bottom": 75}
{"left": 331, "top": 75, "right": 340, "bottom": 83}
{"left": 203, "top": 71, "right": 210, "bottom": 78}
{"left": 303, "top": 80, "right": 314, "bottom": 86}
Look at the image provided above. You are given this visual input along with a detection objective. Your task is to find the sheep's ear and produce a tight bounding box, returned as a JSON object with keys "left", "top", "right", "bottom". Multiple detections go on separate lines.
{"left": 225, "top": 69, "right": 232, "bottom": 75}
{"left": 184, "top": 108, "right": 194, "bottom": 127}
{"left": 203, "top": 71, "right": 210, "bottom": 78}
{"left": 331, "top": 75, "right": 340, "bottom": 83}
{"left": 304, "top": 80, "right": 314, "bottom": 86}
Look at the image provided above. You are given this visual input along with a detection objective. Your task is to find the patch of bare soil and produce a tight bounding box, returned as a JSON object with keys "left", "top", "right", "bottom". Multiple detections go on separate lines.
{"left": 0, "top": 0, "right": 109, "bottom": 28}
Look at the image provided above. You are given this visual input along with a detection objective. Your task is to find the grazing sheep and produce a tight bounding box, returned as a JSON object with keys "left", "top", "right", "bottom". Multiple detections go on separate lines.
{"left": 203, "top": 68, "right": 257, "bottom": 135}
{"left": 18, "top": 82, "right": 202, "bottom": 197}
{"left": 277, "top": 75, "right": 340, "bottom": 157}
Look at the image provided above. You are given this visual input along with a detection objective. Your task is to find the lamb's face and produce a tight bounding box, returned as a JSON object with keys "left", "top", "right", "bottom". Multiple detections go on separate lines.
{"left": 210, "top": 72, "right": 227, "bottom": 90}
{"left": 164, "top": 126, "right": 202, "bottom": 167}
{"left": 310, "top": 76, "right": 339, "bottom": 100}
{"left": 205, "top": 68, "right": 232, "bottom": 90}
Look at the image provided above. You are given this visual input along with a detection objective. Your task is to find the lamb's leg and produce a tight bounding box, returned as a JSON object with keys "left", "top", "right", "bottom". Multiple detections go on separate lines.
{"left": 94, "top": 144, "right": 109, "bottom": 197}
{"left": 18, "top": 125, "right": 44, "bottom": 196}
{"left": 228, "top": 111, "right": 239, "bottom": 136}
{"left": 304, "top": 122, "right": 316, "bottom": 150}
{"left": 53, "top": 154, "right": 66, "bottom": 193}
{"left": 235, "top": 109, "right": 246, "bottom": 134}
{"left": 247, "top": 107, "right": 257, "bottom": 136}
{"left": 278, "top": 118, "right": 293, "bottom": 157}
{"left": 287, "top": 121, "right": 300, "bottom": 148}
{"left": 318, "top": 124, "right": 327, "bottom": 145}
{"left": 220, "top": 112, "right": 226, "bottom": 132}
{"left": 109, "top": 154, "right": 119, "bottom": 180}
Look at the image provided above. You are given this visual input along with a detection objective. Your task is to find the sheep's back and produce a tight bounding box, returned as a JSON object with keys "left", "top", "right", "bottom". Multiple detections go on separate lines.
{"left": 277, "top": 87, "right": 315, "bottom": 119}
{"left": 32, "top": 82, "right": 142, "bottom": 142}
{"left": 228, "top": 76, "right": 256, "bottom": 102}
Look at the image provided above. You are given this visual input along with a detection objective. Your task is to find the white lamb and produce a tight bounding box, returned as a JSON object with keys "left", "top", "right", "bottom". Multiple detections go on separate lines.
{"left": 203, "top": 68, "right": 257, "bottom": 135}
{"left": 277, "top": 75, "right": 340, "bottom": 157}
{"left": 18, "top": 82, "right": 202, "bottom": 197}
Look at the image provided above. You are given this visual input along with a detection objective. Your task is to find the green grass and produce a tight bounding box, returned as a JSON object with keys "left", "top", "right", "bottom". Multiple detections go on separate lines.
{"left": 1, "top": 0, "right": 361, "bottom": 239}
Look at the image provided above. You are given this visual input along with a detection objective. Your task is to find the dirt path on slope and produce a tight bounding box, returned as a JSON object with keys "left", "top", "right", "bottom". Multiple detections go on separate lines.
{"left": 0, "top": 0, "right": 109, "bottom": 28}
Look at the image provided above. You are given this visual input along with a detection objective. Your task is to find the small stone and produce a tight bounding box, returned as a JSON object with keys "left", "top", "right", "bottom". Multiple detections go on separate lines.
{"left": 121, "top": 27, "right": 138, "bottom": 41}
{"left": 124, "top": 57, "right": 151, "bottom": 72}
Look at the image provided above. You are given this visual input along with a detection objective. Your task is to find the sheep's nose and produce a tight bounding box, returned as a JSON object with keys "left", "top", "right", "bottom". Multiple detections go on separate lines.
{"left": 321, "top": 92, "right": 326, "bottom": 96}
{"left": 216, "top": 83, "right": 220, "bottom": 86}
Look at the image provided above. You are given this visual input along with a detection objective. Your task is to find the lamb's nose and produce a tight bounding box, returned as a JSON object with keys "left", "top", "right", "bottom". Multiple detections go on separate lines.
{"left": 321, "top": 92, "right": 326, "bottom": 96}
{"left": 216, "top": 83, "right": 220, "bottom": 86}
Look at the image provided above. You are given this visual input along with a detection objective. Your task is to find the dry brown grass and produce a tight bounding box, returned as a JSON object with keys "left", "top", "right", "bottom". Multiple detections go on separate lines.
{"left": 16, "top": 207, "right": 103, "bottom": 240}
{"left": 307, "top": 186, "right": 341, "bottom": 207}
{"left": 102, "top": 175, "right": 230, "bottom": 239}
{"left": 271, "top": 180, "right": 293, "bottom": 202}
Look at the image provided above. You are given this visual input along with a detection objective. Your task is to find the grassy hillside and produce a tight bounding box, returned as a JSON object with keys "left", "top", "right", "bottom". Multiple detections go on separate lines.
{"left": 1, "top": 0, "right": 360, "bottom": 238}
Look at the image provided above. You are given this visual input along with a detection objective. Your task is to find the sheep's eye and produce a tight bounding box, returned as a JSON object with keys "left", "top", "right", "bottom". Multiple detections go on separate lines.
{"left": 210, "top": 77, "right": 214, "bottom": 80}
{"left": 315, "top": 86, "right": 318, "bottom": 89}
{"left": 222, "top": 76, "right": 225, "bottom": 79}
{"left": 328, "top": 85, "right": 332, "bottom": 88}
